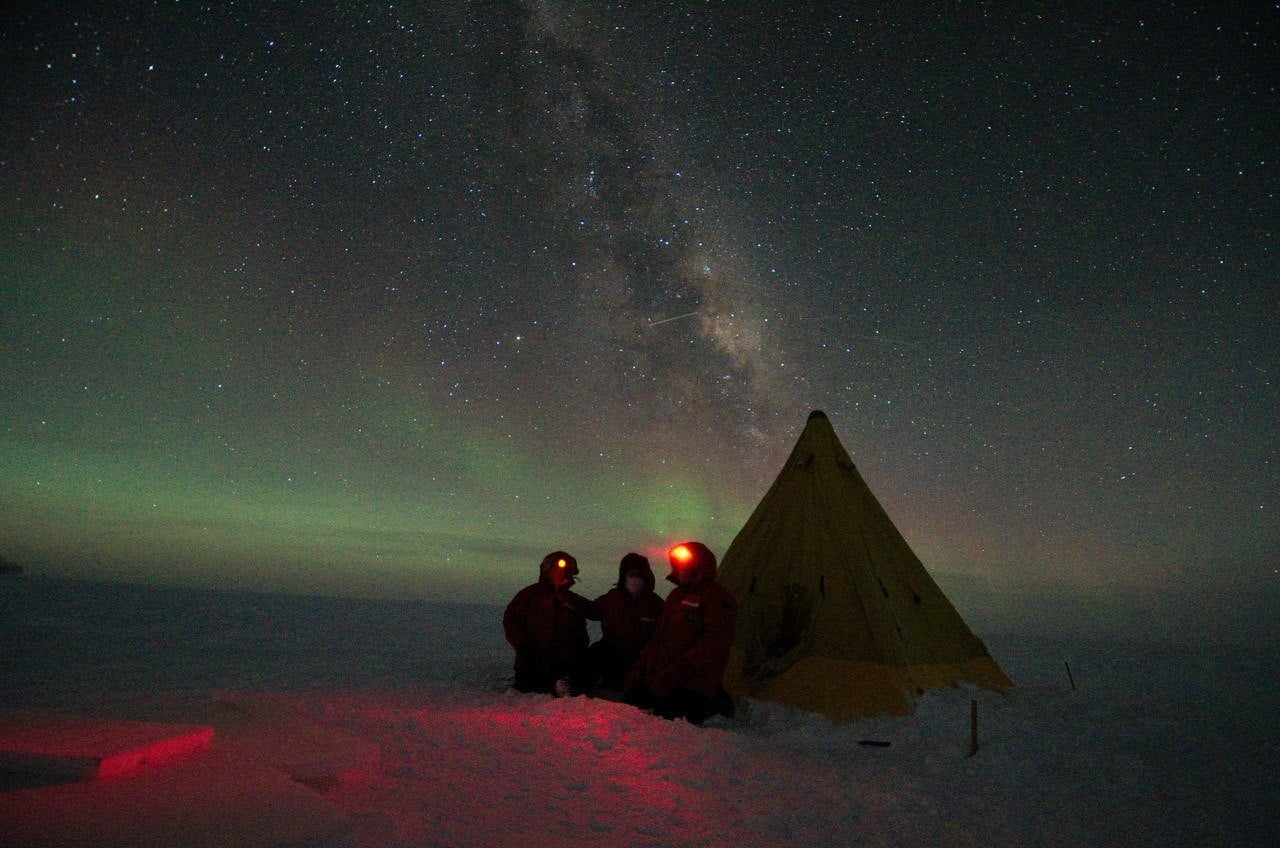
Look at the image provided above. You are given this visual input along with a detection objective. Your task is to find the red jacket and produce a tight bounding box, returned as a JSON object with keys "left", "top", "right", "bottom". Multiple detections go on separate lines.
{"left": 503, "top": 578, "right": 593, "bottom": 673}
{"left": 636, "top": 567, "right": 737, "bottom": 698}
{"left": 594, "top": 586, "right": 664, "bottom": 657}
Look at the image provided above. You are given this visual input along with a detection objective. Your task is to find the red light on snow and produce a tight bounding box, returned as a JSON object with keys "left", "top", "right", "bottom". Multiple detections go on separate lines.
{"left": 0, "top": 716, "right": 214, "bottom": 782}
{"left": 96, "top": 727, "right": 215, "bottom": 779}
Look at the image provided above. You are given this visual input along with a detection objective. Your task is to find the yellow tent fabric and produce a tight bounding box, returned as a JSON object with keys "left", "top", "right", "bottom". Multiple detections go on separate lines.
{"left": 719, "top": 410, "right": 1012, "bottom": 720}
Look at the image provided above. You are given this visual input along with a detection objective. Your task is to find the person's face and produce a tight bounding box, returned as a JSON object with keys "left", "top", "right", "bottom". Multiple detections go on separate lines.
{"left": 548, "top": 560, "right": 575, "bottom": 589}
{"left": 624, "top": 572, "right": 646, "bottom": 597}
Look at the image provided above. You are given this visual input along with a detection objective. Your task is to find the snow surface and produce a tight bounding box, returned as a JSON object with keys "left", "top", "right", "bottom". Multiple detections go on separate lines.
{"left": 1, "top": 576, "right": 1275, "bottom": 847}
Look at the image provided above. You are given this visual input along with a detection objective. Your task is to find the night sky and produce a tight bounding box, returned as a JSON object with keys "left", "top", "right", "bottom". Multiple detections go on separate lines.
{"left": 2, "top": 2, "right": 1276, "bottom": 622}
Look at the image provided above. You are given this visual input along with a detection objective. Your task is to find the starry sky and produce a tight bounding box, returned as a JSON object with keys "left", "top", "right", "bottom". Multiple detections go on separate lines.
{"left": 2, "top": 2, "right": 1276, "bottom": 626}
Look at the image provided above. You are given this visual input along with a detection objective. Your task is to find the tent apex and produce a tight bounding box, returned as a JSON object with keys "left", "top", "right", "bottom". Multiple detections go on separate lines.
{"left": 807, "top": 409, "right": 827, "bottom": 420}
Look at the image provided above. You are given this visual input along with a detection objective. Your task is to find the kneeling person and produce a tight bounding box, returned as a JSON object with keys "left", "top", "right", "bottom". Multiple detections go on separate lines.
{"left": 626, "top": 542, "right": 737, "bottom": 723}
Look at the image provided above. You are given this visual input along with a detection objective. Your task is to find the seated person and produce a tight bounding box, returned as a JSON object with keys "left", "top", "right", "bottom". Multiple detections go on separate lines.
{"left": 502, "top": 551, "right": 594, "bottom": 695}
{"left": 587, "top": 552, "right": 664, "bottom": 692}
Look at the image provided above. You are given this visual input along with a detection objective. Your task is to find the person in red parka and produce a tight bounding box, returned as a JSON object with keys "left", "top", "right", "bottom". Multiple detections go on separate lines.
{"left": 586, "top": 552, "right": 664, "bottom": 692}
{"left": 625, "top": 541, "right": 737, "bottom": 723}
{"left": 503, "top": 551, "right": 595, "bottom": 695}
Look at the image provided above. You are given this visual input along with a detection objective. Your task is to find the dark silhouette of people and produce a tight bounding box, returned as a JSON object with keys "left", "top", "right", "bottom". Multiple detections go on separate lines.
{"left": 503, "top": 550, "right": 594, "bottom": 695}
{"left": 586, "top": 552, "right": 664, "bottom": 693}
{"left": 625, "top": 541, "right": 738, "bottom": 723}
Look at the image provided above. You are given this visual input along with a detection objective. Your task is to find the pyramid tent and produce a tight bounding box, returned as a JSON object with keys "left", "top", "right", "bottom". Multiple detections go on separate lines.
{"left": 718, "top": 410, "right": 1012, "bottom": 720}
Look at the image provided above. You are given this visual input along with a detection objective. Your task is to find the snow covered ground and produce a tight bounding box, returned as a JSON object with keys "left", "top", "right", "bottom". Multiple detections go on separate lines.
{"left": 1, "top": 575, "right": 1275, "bottom": 847}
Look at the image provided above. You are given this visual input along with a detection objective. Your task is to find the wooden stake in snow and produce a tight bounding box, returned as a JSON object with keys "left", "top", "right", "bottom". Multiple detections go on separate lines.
{"left": 967, "top": 699, "right": 980, "bottom": 757}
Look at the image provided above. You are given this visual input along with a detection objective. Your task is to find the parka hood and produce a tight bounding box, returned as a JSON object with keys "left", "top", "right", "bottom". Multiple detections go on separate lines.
{"left": 539, "top": 551, "right": 578, "bottom": 585}
{"left": 615, "top": 552, "right": 655, "bottom": 593}
{"left": 667, "top": 541, "right": 717, "bottom": 587}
